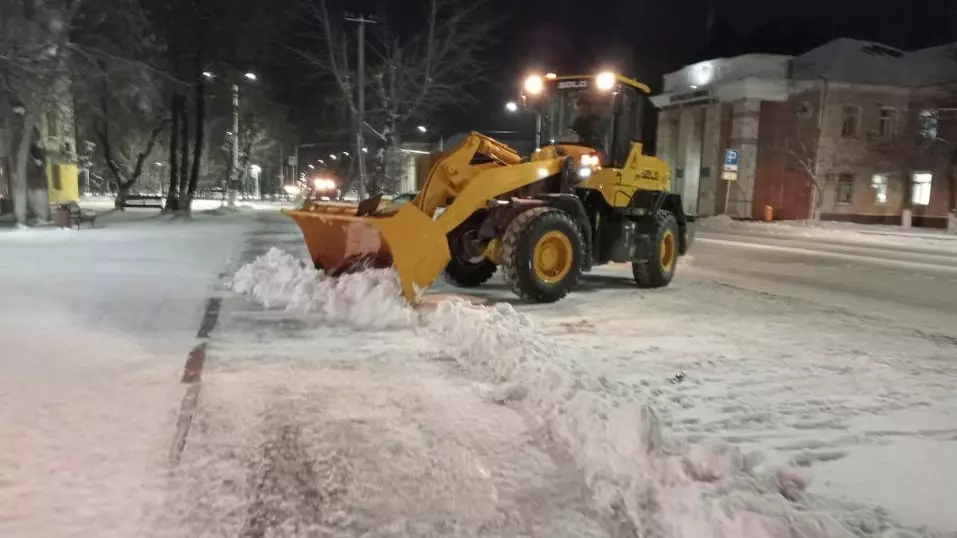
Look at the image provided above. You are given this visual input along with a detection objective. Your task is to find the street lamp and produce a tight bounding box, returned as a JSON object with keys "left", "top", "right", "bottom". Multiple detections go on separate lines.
{"left": 202, "top": 70, "right": 259, "bottom": 207}
{"left": 308, "top": 164, "right": 315, "bottom": 169}
{"left": 417, "top": 125, "right": 427, "bottom": 133}
{"left": 506, "top": 99, "right": 541, "bottom": 149}
{"left": 342, "top": 150, "right": 350, "bottom": 157}
{"left": 329, "top": 154, "right": 337, "bottom": 160}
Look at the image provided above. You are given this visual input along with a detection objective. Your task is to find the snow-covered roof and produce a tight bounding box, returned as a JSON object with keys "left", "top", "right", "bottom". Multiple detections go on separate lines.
{"left": 792, "top": 38, "right": 957, "bottom": 86}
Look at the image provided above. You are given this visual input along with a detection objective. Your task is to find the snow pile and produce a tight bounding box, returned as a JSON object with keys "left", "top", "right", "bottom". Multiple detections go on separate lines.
{"left": 230, "top": 249, "right": 919, "bottom": 537}
{"left": 697, "top": 214, "right": 736, "bottom": 231}
{"left": 421, "top": 299, "right": 879, "bottom": 538}
{"left": 230, "top": 247, "right": 418, "bottom": 329}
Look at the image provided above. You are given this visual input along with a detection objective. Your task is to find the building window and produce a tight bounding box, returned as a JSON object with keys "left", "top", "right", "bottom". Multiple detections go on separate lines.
{"left": 836, "top": 173, "right": 854, "bottom": 205}
{"left": 871, "top": 174, "right": 888, "bottom": 204}
{"left": 911, "top": 172, "right": 933, "bottom": 206}
{"left": 841, "top": 106, "right": 861, "bottom": 137}
{"left": 46, "top": 111, "right": 58, "bottom": 137}
{"left": 877, "top": 108, "right": 895, "bottom": 138}
{"left": 919, "top": 109, "right": 938, "bottom": 139}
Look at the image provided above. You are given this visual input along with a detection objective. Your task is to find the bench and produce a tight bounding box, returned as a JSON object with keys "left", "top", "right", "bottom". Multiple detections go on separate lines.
{"left": 122, "top": 194, "right": 164, "bottom": 209}
{"left": 68, "top": 203, "right": 97, "bottom": 228}
{"left": 53, "top": 203, "right": 96, "bottom": 229}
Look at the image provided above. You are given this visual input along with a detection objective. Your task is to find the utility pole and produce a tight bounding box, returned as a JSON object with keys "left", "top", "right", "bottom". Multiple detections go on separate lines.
{"left": 345, "top": 13, "right": 377, "bottom": 200}
{"left": 228, "top": 83, "right": 240, "bottom": 208}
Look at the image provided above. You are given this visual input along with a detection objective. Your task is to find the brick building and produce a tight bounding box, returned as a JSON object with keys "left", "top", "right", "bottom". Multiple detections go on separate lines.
{"left": 652, "top": 38, "right": 957, "bottom": 229}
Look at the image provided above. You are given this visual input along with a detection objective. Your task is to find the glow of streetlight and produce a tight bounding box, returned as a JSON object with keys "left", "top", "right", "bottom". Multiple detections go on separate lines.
{"left": 362, "top": 147, "right": 369, "bottom": 153}
{"left": 417, "top": 125, "right": 427, "bottom": 133}
{"left": 342, "top": 151, "right": 350, "bottom": 157}
{"left": 505, "top": 101, "right": 519, "bottom": 113}
{"left": 329, "top": 154, "right": 337, "bottom": 160}
{"left": 308, "top": 164, "right": 315, "bottom": 169}
{"left": 250, "top": 164, "right": 262, "bottom": 174}
{"left": 202, "top": 71, "right": 215, "bottom": 80}
{"left": 244, "top": 72, "right": 258, "bottom": 81}
{"left": 153, "top": 161, "right": 163, "bottom": 166}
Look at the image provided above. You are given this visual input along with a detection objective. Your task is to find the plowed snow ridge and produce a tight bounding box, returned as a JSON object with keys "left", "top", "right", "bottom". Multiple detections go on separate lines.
{"left": 231, "top": 248, "right": 927, "bottom": 538}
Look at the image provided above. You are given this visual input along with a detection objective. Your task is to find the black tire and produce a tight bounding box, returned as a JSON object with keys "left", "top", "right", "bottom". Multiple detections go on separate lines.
{"left": 502, "top": 207, "right": 584, "bottom": 303}
{"left": 633, "top": 210, "right": 679, "bottom": 288}
{"left": 444, "top": 257, "right": 497, "bottom": 288}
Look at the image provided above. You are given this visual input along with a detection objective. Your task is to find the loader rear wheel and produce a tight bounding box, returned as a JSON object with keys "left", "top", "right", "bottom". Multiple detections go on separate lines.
{"left": 633, "top": 210, "right": 679, "bottom": 288}
{"left": 502, "top": 207, "right": 584, "bottom": 303}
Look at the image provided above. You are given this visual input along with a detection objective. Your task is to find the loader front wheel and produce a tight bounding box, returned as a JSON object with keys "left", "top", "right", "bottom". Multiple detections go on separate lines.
{"left": 444, "top": 257, "right": 497, "bottom": 288}
{"left": 502, "top": 207, "right": 584, "bottom": 303}
{"left": 633, "top": 210, "right": 679, "bottom": 288}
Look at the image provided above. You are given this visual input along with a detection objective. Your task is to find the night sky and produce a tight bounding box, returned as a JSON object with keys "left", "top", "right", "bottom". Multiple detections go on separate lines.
{"left": 279, "top": 0, "right": 957, "bottom": 150}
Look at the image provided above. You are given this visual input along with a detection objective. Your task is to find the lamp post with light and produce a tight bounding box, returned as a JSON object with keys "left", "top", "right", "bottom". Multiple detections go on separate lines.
{"left": 203, "top": 70, "right": 258, "bottom": 207}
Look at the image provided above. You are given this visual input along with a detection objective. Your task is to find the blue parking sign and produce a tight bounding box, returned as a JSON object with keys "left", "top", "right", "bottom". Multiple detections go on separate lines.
{"left": 724, "top": 149, "right": 740, "bottom": 167}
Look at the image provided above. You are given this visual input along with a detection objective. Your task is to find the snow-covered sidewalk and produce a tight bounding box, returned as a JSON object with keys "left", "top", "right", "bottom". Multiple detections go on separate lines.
{"left": 0, "top": 209, "right": 258, "bottom": 537}
{"left": 699, "top": 215, "right": 957, "bottom": 253}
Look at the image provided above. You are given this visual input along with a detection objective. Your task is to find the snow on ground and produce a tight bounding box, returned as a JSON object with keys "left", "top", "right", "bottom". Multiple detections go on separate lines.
{"left": 225, "top": 239, "right": 954, "bottom": 536}
{"left": 159, "top": 224, "right": 611, "bottom": 537}
{"left": 699, "top": 214, "right": 957, "bottom": 253}
{"left": 0, "top": 209, "right": 257, "bottom": 538}
{"left": 4, "top": 205, "right": 955, "bottom": 537}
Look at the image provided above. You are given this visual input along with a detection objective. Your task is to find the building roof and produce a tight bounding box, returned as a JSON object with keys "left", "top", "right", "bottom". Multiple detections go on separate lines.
{"left": 792, "top": 38, "right": 957, "bottom": 86}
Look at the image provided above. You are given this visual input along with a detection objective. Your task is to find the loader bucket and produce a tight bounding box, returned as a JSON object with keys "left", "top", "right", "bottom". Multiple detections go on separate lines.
{"left": 282, "top": 203, "right": 452, "bottom": 302}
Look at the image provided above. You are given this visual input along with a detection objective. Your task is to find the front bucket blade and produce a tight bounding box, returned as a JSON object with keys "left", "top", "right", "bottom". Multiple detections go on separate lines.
{"left": 282, "top": 204, "right": 451, "bottom": 302}
{"left": 283, "top": 208, "right": 390, "bottom": 274}
{"left": 367, "top": 204, "right": 451, "bottom": 301}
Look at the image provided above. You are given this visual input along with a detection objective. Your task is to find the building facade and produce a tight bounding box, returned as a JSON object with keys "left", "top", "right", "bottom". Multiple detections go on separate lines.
{"left": 653, "top": 39, "right": 957, "bottom": 229}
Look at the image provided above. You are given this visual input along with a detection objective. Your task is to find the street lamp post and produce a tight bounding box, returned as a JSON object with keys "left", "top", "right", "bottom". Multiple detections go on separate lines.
{"left": 229, "top": 83, "right": 240, "bottom": 207}
{"left": 506, "top": 100, "right": 542, "bottom": 150}
{"left": 204, "top": 70, "right": 257, "bottom": 208}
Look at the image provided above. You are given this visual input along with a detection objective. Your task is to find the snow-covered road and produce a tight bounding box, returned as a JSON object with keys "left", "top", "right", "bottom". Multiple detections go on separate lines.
{"left": 2, "top": 208, "right": 955, "bottom": 537}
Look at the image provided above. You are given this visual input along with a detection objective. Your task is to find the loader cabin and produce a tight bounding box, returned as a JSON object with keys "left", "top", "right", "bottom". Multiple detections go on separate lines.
{"left": 521, "top": 71, "right": 652, "bottom": 168}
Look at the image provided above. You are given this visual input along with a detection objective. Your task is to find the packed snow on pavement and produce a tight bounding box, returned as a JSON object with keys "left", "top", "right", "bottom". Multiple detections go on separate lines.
{"left": 220, "top": 240, "right": 956, "bottom": 537}
{"left": 2, "top": 207, "right": 954, "bottom": 537}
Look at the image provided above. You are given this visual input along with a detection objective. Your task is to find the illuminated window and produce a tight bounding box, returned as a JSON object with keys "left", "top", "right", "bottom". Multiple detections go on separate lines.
{"left": 871, "top": 174, "right": 888, "bottom": 204}
{"left": 836, "top": 173, "right": 854, "bottom": 205}
{"left": 911, "top": 172, "right": 932, "bottom": 205}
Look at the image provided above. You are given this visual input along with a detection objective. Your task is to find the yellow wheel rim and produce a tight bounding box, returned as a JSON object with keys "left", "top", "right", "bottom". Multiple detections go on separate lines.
{"left": 660, "top": 231, "right": 676, "bottom": 271}
{"left": 533, "top": 231, "right": 573, "bottom": 284}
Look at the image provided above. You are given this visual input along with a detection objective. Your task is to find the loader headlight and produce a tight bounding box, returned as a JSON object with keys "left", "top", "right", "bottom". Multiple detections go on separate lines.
{"left": 595, "top": 71, "right": 616, "bottom": 92}
{"left": 580, "top": 154, "right": 600, "bottom": 167}
{"left": 524, "top": 74, "right": 544, "bottom": 95}
{"left": 578, "top": 167, "right": 592, "bottom": 178}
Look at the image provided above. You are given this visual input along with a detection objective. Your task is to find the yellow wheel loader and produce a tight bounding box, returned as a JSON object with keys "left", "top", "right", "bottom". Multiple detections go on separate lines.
{"left": 283, "top": 71, "right": 694, "bottom": 303}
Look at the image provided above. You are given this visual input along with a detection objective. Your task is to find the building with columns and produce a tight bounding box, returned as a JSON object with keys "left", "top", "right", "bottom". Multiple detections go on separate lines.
{"left": 652, "top": 39, "right": 957, "bottom": 229}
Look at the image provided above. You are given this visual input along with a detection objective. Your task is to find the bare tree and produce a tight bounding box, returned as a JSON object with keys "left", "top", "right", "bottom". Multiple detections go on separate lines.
{"left": 298, "top": 0, "right": 495, "bottom": 195}
{"left": 0, "top": 0, "right": 85, "bottom": 225}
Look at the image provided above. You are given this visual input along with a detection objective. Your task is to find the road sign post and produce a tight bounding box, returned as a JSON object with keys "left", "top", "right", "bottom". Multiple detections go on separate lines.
{"left": 722, "top": 149, "right": 740, "bottom": 215}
